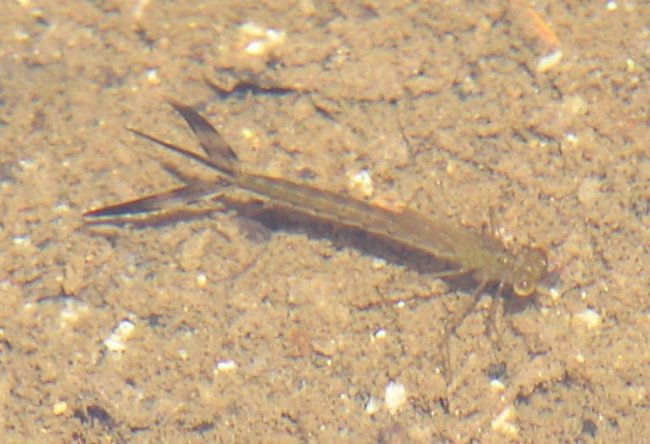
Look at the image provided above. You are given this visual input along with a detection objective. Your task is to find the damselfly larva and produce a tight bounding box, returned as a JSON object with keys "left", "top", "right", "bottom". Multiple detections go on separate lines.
{"left": 84, "top": 100, "right": 549, "bottom": 368}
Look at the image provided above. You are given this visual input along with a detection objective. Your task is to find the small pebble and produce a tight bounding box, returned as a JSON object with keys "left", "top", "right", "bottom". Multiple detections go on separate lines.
{"left": 59, "top": 298, "right": 89, "bottom": 328}
{"left": 196, "top": 272, "right": 207, "bottom": 288}
{"left": 490, "top": 379, "right": 506, "bottom": 393}
{"left": 577, "top": 177, "right": 603, "bottom": 209}
{"left": 372, "top": 328, "right": 387, "bottom": 341}
{"left": 52, "top": 401, "right": 68, "bottom": 416}
{"left": 146, "top": 69, "right": 160, "bottom": 85}
{"left": 311, "top": 338, "right": 337, "bottom": 357}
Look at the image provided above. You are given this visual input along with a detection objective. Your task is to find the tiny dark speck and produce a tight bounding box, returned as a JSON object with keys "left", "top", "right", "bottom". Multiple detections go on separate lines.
{"left": 297, "top": 167, "right": 317, "bottom": 180}
{"left": 581, "top": 418, "right": 598, "bottom": 437}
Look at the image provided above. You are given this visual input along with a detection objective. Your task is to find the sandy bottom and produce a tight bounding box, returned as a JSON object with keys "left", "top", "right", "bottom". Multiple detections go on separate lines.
{"left": 0, "top": 1, "right": 648, "bottom": 442}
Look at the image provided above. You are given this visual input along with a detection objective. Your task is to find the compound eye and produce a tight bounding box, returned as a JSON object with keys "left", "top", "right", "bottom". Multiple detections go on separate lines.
{"left": 514, "top": 278, "right": 535, "bottom": 298}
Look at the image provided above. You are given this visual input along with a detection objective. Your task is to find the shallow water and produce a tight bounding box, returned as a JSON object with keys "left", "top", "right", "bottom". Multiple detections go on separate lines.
{"left": 0, "top": 1, "right": 647, "bottom": 442}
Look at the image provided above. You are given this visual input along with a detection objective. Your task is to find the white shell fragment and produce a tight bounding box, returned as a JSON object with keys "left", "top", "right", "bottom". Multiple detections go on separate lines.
{"left": 214, "top": 359, "right": 238, "bottom": 373}
{"left": 348, "top": 169, "right": 374, "bottom": 198}
{"left": 384, "top": 381, "right": 407, "bottom": 414}
{"left": 573, "top": 308, "right": 602, "bottom": 329}
{"left": 239, "top": 22, "right": 286, "bottom": 56}
{"left": 537, "top": 49, "right": 563, "bottom": 73}
{"left": 104, "top": 320, "right": 135, "bottom": 352}
{"left": 365, "top": 396, "right": 382, "bottom": 415}
{"left": 491, "top": 405, "right": 519, "bottom": 439}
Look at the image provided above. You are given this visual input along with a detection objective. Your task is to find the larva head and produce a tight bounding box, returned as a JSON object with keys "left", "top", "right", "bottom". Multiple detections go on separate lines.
{"left": 512, "top": 247, "right": 548, "bottom": 298}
